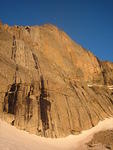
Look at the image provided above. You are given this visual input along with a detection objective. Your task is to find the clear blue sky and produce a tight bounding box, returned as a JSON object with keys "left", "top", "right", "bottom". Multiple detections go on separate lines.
{"left": 0, "top": 0, "right": 113, "bottom": 62}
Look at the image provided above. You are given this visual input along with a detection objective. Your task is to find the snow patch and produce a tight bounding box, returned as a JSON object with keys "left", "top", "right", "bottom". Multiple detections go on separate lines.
{"left": 0, "top": 118, "right": 113, "bottom": 150}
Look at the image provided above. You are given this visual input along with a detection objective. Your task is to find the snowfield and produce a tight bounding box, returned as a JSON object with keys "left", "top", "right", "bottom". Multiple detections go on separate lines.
{"left": 0, "top": 118, "right": 113, "bottom": 150}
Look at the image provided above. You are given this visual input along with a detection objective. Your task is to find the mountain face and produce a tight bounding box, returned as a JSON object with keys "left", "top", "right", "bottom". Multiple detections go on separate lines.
{"left": 0, "top": 22, "right": 113, "bottom": 138}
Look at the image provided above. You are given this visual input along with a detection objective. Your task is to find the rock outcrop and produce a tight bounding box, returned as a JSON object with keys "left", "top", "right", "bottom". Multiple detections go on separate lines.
{"left": 0, "top": 22, "right": 113, "bottom": 137}
{"left": 86, "top": 130, "right": 113, "bottom": 150}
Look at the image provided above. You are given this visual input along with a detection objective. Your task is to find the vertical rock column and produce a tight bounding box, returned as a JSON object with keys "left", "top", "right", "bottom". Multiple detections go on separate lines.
{"left": 11, "top": 35, "right": 17, "bottom": 62}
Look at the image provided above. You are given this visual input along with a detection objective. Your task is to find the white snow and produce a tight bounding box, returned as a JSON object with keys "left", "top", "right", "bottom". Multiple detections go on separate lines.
{"left": 107, "top": 85, "right": 113, "bottom": 90}
{"left": 0, "top": 117, "right": 113, "bottom": 150}
{"left": 87, "top": 84, "right": 113, "bottom": 90}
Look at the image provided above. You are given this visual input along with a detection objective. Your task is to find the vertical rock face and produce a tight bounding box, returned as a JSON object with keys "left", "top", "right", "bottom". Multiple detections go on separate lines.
{"left": 0, "top": 23, "right": 113, "bottom": 137}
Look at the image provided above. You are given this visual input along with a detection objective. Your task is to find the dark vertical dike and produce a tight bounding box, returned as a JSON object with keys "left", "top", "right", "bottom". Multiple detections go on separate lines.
{"left": 4, "top": 31, "right": 19, "bottom": 115}
{"left": 25, "top": 84, "right": 34, "bottom": 121}
{"left": 4, "top": 83, "right": 18, "bottom": 114}
{"left": 32, "top": 53, "right": 39, "bottom": 69}
{"left": 39, "top": 75, "right": 51, "bottom": 134}
{"left": 11, "top": 35, "right": 17, "bottom": 62}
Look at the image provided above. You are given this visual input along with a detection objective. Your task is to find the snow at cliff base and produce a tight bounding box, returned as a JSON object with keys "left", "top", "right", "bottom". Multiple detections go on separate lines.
{"left": 0, "top": 118, "right": 113, "bottom": 150}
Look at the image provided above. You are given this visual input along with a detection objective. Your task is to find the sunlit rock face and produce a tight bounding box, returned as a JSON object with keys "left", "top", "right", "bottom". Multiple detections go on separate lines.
{"left": 0, "top": 22, "right": 113, "bottom": 137}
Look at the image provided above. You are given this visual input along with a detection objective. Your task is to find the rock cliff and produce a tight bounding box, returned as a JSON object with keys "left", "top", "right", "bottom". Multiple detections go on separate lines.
{"left": 0, "top": 22, "right": 113, "bottom": 137}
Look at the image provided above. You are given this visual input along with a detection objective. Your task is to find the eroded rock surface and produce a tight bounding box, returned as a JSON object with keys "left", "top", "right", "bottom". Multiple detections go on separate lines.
{"left": 86, "top": 130, "right": 113, "bottom": 150}
{"left": 0, "top": 23, "right": 113, "bottom": 137}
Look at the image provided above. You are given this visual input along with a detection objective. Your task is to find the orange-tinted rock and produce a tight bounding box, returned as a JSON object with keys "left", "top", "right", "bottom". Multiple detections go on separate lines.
{"left": 0, "top": 23, "right": 113, "bottom": 137}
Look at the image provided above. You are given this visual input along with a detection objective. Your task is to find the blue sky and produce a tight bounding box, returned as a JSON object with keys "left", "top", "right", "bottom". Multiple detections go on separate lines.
{"left": 0, "top": 0, "right": 113, "bottom": 62}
